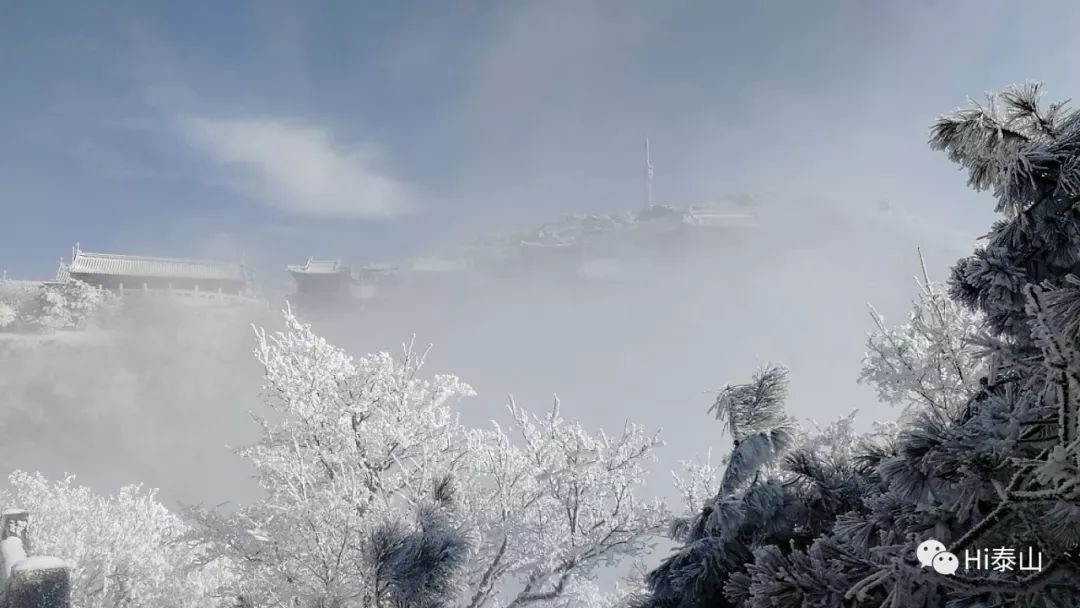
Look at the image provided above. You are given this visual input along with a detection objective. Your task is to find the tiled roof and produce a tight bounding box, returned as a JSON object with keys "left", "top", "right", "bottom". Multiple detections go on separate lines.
{"left": 54, "top": 264, "right": 70, "bottom": 283}
{"left": 68, "top": 251, "right": 247, "bottom": 282}
{"left": 287, "top": 259, "right": 349, "bottom": 274}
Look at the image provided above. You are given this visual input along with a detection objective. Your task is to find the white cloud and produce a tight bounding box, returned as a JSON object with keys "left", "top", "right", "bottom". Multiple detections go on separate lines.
{"left": 178, "top": 117, "right": 412, "bottom": 219}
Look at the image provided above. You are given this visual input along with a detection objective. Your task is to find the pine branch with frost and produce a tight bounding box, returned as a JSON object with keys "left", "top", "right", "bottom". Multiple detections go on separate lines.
{"left": 706, "top": 364, "right": 798, "bottom": 496}
{"left": 929, "top": 82, "right": 1075, "bottom": 216}
{"left": 709, "top": 364, "right": 790, "bottom": 441}
{"left": 936, "top": 286, "right": 1080, "bottom": 557}
{"left": 717, "top": 430, "right": 795, "bottom": 497}
{"left": 369, "top": 506, "right": 470, "bottom": 608}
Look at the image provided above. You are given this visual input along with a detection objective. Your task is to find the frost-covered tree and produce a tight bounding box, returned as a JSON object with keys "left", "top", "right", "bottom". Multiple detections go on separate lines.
{"left": 912, "top": 83, "right": 1080, "bottom": 602}
{"left": 0, "top": 279, "right": 44, "bottom": 332}
{"left": 1, "top": 471, "right": 236, "bottom": 608}
{"left": 718, "top": 266, "right": 1080, "bottom": 607}
{"left": 0, "top": 301, "right": 15, "bottom": 329}
{"left": 0, "top": 279, "right": 121, "bottom": 332}
{"left": 192, "top": 307, "right": 665, "bottom": 608}
{"left": 33, "top": 279, "right": 119, "bottom": 330}
{"left": 935, "top": 83, "right": 1080, "bottom": 343}
{"left": 633, "top": 83, "right": 1080, "bottom": 608}
{"left": 860, "top": 251, "right": 987, "bottom": 421}
{"left": 188, "top": 308, "right": 476, "bottom": 608}
{"left": 465, "top": 398, "right": 666, "bottom": 608}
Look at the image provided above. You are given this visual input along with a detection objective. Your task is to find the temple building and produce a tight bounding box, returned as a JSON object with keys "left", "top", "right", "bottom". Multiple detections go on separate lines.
{"left": 286, "top": 258, "right": 353, "bottom": 299}
{"left": 59, "top": 244, "right": 250, "bottom": 295}
{"left": 354, "top": 263, "right": 399, "bottom": 300}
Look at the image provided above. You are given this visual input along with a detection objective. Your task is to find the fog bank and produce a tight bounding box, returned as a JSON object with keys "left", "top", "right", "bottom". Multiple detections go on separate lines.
{"left": 0, "top": 197, "right": 975, "bottom": 508}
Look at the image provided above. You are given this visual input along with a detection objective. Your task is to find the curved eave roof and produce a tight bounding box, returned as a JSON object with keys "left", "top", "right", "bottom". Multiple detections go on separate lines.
{"left": 287, "top": 267, "right": 350, "bottom": 275}
{"left": 68, "top": 252, "right": 247, "bottom": 282}
{"left": 287, "top": 259, "right": 350, "bottom": 275}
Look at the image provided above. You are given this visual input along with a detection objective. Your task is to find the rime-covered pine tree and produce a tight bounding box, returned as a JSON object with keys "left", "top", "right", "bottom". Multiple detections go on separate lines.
{"left": 633, "top": 83, "right": 1080, "bottom": 608}
{"left": 636, "top": 366, "right": 875, "bottom": 608}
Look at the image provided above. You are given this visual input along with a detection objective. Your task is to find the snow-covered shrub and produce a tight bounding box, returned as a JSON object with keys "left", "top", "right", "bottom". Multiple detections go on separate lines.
{"left": 1, "top": 471, "right": 236, "bottom": 608}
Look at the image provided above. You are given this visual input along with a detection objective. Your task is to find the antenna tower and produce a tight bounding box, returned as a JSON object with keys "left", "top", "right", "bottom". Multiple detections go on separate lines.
{"left": 645, "top": 138, "right": 655, "bottom": 207}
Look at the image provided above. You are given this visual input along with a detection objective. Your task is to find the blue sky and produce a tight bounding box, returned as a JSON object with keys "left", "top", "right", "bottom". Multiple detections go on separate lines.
{"left": 3, "top": 1, "right": 1080, "bottom": 281}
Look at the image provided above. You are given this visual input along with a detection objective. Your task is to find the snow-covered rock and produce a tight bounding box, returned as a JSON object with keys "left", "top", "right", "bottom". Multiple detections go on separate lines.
{"left": 11, "top": 556, "right": 69, "bottom": 573}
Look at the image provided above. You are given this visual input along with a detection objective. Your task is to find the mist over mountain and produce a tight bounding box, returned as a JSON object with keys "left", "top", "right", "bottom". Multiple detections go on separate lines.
{"left": 0, "top": 194, "right": 970, "bottom": 509}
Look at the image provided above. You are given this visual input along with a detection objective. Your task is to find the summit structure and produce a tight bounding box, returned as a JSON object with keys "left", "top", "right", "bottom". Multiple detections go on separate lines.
{"left": 286, "top": 258, "right": 353, "bottom": 300}
{"left": 58, "top": 244, "right": 252, "bottom": 299}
